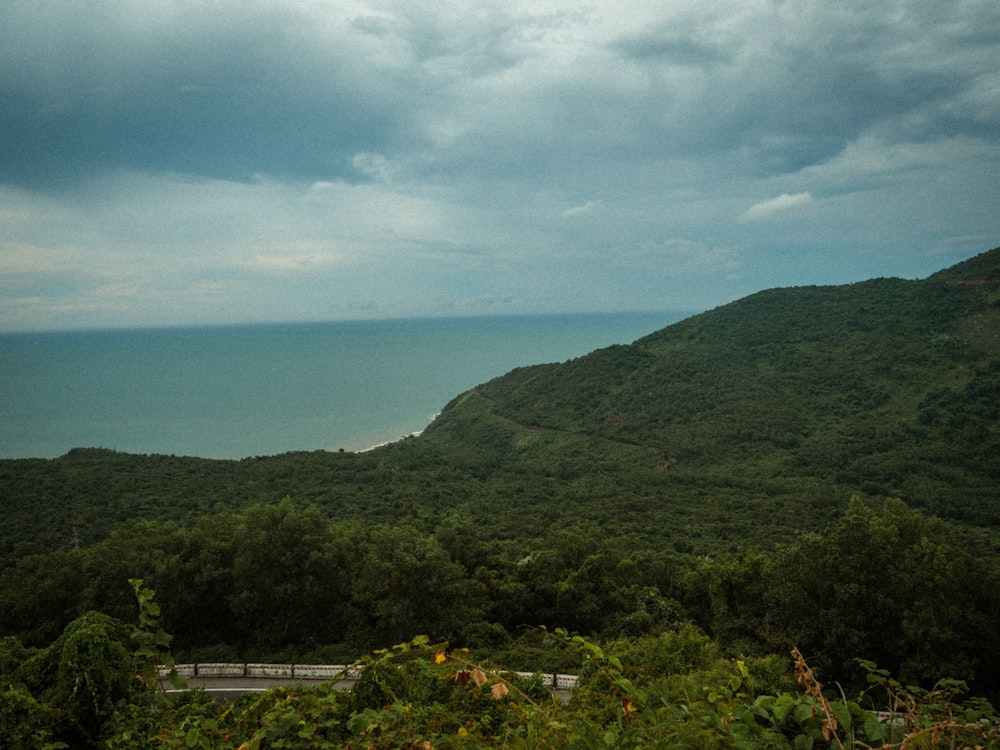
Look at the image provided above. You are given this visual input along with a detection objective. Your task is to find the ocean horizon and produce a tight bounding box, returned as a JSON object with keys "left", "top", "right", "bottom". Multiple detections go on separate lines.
{"left": 1, "top": 311, "right": 688, "bottom": 460}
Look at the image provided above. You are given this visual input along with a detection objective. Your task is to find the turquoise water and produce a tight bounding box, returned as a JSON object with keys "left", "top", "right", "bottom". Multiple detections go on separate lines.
{"left": 0, "top": 312, "right": 684, "bottom": 459}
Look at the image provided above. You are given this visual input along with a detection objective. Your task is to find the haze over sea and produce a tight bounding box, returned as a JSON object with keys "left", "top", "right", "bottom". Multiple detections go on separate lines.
{"left": 1, "top": 312, "right": 683, "bottom": 460}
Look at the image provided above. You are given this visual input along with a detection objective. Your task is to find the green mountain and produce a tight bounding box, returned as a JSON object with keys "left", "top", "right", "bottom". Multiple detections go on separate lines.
{"left": 3, "top": 247, "right": 1000, "bottom": 702}
{"left": 1, "top": 248, "right": 998, "bottom": 560}
{"left": 418, "top": 246, "right": 1000, "bottom": 532}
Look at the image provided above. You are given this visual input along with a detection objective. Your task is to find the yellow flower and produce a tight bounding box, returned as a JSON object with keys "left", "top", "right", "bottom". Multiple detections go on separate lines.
{"left": 623, "top": 700, "right": 636, "bottom": 719}
{"left": 434, "top": 651, "right": 447, "bottom": 664}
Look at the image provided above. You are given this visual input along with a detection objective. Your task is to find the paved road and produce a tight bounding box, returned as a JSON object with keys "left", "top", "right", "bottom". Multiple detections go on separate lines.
{"left": 160, "top": 673, "right": 574, "bottom": 701}
{"left": 160, "top": 674, "right": 359, "bottom": 697}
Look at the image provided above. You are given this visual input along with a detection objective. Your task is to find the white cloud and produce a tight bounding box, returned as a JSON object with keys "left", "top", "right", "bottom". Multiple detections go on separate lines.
{"left": 0, "top": 242, "right": 76, "bottom": 275}
{"left": 352, "top": 152, "right": 398, "bottom": 182}
{"left": 740, "top": 192, "right": 814, "bottom": 222}
{"left": 796, "top": 135, "right": 995, "bottom": 189}
{"left": 562, "top": 200, "right": 602, "bottom": 217}
{"left": 246, "top": 250, "right": 345, "bottom": 273}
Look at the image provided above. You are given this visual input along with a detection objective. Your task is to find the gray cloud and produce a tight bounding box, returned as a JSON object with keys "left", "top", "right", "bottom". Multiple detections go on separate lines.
{"left": 0, "top": 0, "right": 998, "bottom": 331}
{"left": 3, "top": 0, "right": 996, "bottom": 187}
{"left": 0, "top": 1, "right": 418, "bottom": 187}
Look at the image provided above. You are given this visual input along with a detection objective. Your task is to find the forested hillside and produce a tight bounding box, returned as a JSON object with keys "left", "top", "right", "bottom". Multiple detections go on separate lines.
{"left": 4, "top": 249, "right": 999, "bottom": 560}
{"left": 423, "top": 248, "right": 1000, "bottom": 528}
{"left": 2, "top": 248, "right": 1000, "bottom": 747}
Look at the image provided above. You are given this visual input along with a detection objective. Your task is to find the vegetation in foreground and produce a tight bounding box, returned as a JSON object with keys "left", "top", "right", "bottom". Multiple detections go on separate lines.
{"left": 3, "top": 497, "right": 1000, "bottom": 705}
{"left": 2, "top": 581, "right": 997, "bottom": 749}
{"left": 2, "top": 247, "right": 1000, "bottom": 747}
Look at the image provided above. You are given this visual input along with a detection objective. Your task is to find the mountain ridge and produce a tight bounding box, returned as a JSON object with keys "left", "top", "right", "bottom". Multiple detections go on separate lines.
{"left": 419, "top": 246, "right": 1000, "bottom": 526}
{"left": 1, "top": 247, "right": 998, "bottom": 561}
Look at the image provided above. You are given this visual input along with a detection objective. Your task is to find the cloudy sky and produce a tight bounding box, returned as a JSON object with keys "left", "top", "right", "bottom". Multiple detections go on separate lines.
{"left": 2, "top": 0, "right": 998, "bottom": 332}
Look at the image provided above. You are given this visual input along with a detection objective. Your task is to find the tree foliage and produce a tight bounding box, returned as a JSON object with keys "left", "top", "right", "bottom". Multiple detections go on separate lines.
{"left": 6, "top": 613, "right": 997, "bottom": 749}
{"left": 2, "top": 247, "right": 1000, "bottom": 744}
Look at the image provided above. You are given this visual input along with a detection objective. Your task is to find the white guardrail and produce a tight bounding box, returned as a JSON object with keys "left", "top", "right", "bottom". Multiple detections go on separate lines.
{"left": 158, "top": 667, "right": 931, "bottom": 724}
{"left": 158, "top": 663, "right": 579, "bottom": 692}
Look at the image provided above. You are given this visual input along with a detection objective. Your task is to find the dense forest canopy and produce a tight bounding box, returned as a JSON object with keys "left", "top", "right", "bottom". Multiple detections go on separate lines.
{"left": 2, "top": 247, "right": 999, "bottom": 747}
{"left": 3, "top": 249, "right": 1000, "bottom": 558}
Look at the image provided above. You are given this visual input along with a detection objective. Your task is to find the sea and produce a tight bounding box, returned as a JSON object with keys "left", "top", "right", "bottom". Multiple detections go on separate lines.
{"left": 0, "top": 312, "right": 686, "bottom": 460}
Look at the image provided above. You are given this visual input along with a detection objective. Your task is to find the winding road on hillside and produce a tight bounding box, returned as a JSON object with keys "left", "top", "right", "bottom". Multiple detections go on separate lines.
{"left": 158, "top": 663, "right": 578, "bottom": 701}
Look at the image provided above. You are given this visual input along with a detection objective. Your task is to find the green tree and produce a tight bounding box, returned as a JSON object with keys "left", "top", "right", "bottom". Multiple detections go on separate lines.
{"left": 228, "top": 499, "right": 353, "bottom": 654}
{"left": 348, "top": 522, "right": 485, "bottom": 649}
{"left": 764, "top": 498, "right": 996, "bottom": 693}
{"left": 153, "top": 512, "right": 240, "bottom": 654}
{"left": 0, "top": 548, "right": 88, "bottom": 647}
{"left": 14, "top": 612, "right": 138, "bottom": 748}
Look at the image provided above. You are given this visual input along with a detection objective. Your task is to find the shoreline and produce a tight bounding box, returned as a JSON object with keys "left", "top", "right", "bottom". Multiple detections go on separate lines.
{"left": 355, "top": 413, "right": 440, "bottom": 453}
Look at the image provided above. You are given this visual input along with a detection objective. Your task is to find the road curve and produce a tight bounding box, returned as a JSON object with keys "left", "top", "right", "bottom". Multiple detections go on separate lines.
{"left": 158, "top": 663, "right": 578, "bottom": 700}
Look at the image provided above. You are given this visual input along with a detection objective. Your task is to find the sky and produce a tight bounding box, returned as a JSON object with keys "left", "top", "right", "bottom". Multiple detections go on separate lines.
{"left": 1, "top": 0, "right": 998, "bottom": 333}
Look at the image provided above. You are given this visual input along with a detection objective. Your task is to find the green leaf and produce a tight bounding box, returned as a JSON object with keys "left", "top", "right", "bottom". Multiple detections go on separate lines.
{"left": 862, "top": 714, "right": 887, "bottom": 742}
{"left": 736, "top": 659, "right": 749, "bottom": 678}
{"left": 770, "top": 694, "right": 797, "bottom": 723}
{"left": 829, "top": 700, "right": 852, "bottom": 732}
{"left": 794, "top": 701, "right": 817, "bottom": 725}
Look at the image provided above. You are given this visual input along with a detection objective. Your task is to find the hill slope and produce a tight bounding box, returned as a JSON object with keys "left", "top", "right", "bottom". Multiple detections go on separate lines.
{"left": 421, "top": 247, "right": 1000, "bottom": 526}
{"left": 2, "top": 248, "right": 998, "bottom": 559}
